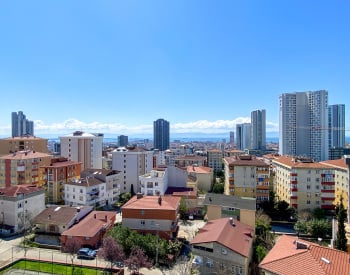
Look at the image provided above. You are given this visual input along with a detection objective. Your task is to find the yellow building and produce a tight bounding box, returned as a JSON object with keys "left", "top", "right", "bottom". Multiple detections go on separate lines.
{"left": 0, "top": 150, "right": 52, "bottom": 187}
{"left": 272, "top": 156, "right": 335, "bottom": 212}
{"left": 0, "top": 136, "right": 48, "bottom": 157}
{"left": 223, "top": 155, "right": 270, "bottom": 206}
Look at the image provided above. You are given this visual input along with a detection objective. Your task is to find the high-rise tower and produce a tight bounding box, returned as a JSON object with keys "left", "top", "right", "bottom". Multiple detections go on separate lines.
{"left": 236, "top": 123, "right": 251, "bottom": 151}
{"left": 250, "top": 109, "right": 266, "bottom": 150}
{"left": 279, "top": 90, "right": 328, "bottom": 161}
{"left": 328, "top": 104, "right": 345, "bottom": 148}
{"left": 153, "top": 119, "right": 170, "bottom": 151}
{"left": 11, "top": 111, "right": 34, "bottom": 137}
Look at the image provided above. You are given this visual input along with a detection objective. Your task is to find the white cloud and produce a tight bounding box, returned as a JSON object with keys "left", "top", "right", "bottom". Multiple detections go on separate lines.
{"left": 0, "top": 117, "right": 279, "bottom": 136}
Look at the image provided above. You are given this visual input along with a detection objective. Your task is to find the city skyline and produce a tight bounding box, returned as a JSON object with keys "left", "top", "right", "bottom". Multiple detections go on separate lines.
{"left": 0, "top": 1, "right": 349, "bottom": 137}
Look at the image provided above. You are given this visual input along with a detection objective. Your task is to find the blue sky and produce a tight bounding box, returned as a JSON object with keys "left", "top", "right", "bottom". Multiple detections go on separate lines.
{"left": 0, "top": 1, "right": 349, "bottom": 138}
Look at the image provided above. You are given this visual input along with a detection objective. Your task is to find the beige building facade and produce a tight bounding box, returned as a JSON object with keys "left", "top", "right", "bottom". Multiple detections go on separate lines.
{"left": 0, "top": 136, "right": 48, "bottom": 157}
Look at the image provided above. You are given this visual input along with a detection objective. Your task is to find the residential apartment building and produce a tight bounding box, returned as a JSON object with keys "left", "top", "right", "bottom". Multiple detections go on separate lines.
{"left": 60, "top": 131, "right": 103, "bottom": 170}
{"left": 0, "top": 136, "right": 48, "bottom": 157}
{"left": 64, "top": 169, "right": 121, "bottom": 208}
{"left": 279, "top": 90, "right": 329, "bottom": 161}
{"left": 251, "top": 109, "right": 266, "bottom": 150}
{"left": 0, "top": 184, "right": 45, "bottom": 235}
{"left": 111, "top": 146, "right": 153, "bottom": 194}
{"left": 41, "top": 157, "right": 82, "bottom": 204}
{"left": 153, "top": 118, "right": 170, "bottom": 151}
{"left": 191, "top": 217, "right": 254, "bottom": 275}
{"left": 140, "top": 165, "right": 188, "bottom": 196}
{"left": 328, "top": 104, "right": 346, "bottom": 148}
{"left": 11, "top": 111, "right": 34, "bottom": 137}
{"left": 174, "top": 155, "right": 207, "bottom": 168}
{"left": 223, "top": 155, "right": 270, "bottom": 207}
{"left": 203, "top": 193, "right": 256, "bottom": 228}
{"left": 187, "top": 165, "right": 213, "bottom": 192}
{"left": 273, "top": 155, "right": 335, "bottom": 211}
{"left": 0, "top": 150, "right": 52, "bottom": 187}
{"left": 236, "top": 123, "right": 251, "bottom": 151}
{"left": 207, "top": 149, "right": 223, "bottom": 172}
{"left": 121, "top": 194, "right": 180, "bottom": 240}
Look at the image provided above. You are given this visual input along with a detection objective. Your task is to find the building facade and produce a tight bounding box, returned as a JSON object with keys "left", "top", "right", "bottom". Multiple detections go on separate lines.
{"left": 0, "top": 151, "right": 52, "bottom": 187}
{"left": 224, "top": 155, "right": 270, "bottom": 207}
{"left": 118, "top": 135, "right": 129, "bottom": 147}
{"left": 328, "top": 104, "right": 345, "bottom": 149}
{"left": 41, "top": 158, "right": 82, "bottom": 204}
{"left": 153, "top": 118, "right": 170, "bottom": 151}
{"left": 111, "top": 146, "right": 153, "bottom": 194}
{"left": 121, "top": 194, "right": 180, "bottom": 240}
{"left": 0, "top": 185, "right": 45, "bottom": 235}
{"left": 207, "top": 149, "right": 223, "bottom": 172}
{"left": 250, "top": 109, "right": 266, "bottom": 150}
{"left": 236, "top": 123, "right": 251, "bottom": 151}
{"left": 0, "top": 136, "right": 48, "bottom": 157}
{"left": 279, "top": 90, "right": 329, "bottom": 161}
{"left": 11, "top": 111, "right": 34, "bottom": 137}
{"left": 273, "top": 155, "right": 335, "bottom": 211}
{"left": 59, "top": 131, "right": 103, "bottom": 170}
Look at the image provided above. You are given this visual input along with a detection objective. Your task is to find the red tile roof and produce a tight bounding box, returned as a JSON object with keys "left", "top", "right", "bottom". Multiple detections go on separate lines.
{"left": 61, "top": 211, "right": 115, "bottom": 237}
{"left": 187, "top": 165, "right": 212, "bottom": 173}
{"left": 259, "top": 235, "right": 350, "bottom": 275}
{"left": 191, "top": 217, "right": 254, "bottom": 257}
{"left": 122, "top": 195, "right": 180, "bottom": 211}
{"left": 0, "top": 184, "right": 43, "bottom": 197}
{"left": 272, "top": 155, "right": 331, "bottom": 169}
{"left": 321, "top": 158, "right": 348, "bottom": 170}
{"left": 0, "top": 150, "right": 51, "bottom": 160}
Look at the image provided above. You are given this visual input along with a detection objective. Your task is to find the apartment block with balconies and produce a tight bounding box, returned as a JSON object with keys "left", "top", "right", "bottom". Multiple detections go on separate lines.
{"left": 273, "top": 155, "right": 335, "bottom": 212}
{"left": 223, "top": 155, "right": 270, "bottom": 207}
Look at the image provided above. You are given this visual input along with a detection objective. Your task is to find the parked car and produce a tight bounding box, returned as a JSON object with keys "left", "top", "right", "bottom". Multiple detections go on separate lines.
{"left": 77, "top": 248, "right": 97, "bottom": 260}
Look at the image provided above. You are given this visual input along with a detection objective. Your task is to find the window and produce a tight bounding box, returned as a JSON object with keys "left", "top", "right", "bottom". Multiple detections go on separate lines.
{"left": 141, "top": 220, "right": 145, "bottom": 225}
{"left": 221, "top": 248, "right": 227, "bottom": 255}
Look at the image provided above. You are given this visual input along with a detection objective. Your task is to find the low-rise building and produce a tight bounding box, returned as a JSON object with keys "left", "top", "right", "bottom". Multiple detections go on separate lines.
{"left": 207, "top": 149, "right": 223, "bottom": 172}
{"left": 174, "top": 155, "right": 207, "bottom": 168}
{"left": 191, "top": 217, "right": 254, "bottom": 275}
{"left": 61, "top": 210, "right": 115, "bottom": 251}
{"left": 203, "top": 193, "right": 256, "bottom": 227}
{"left": 121, "top": 194, "right": 180, "bottom": 239}
{"left": 187, "top": 165, "right": 213, "bottom": 192}
{"left": 0, "top": 136, "right": 49, "bottom": 157}
{"left": 32, "top": 205, "right": 92, "bottom": 246}
{"left": 0, "top": 184, "right": 45, "bottom": 235}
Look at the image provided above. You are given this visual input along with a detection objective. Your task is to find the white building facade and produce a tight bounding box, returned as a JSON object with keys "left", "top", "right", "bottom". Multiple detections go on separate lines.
{"left": 111, "top": 146, "right": 153, "bottom": 194}
{"left": 279, "top": 91, "right": 329, "bottom": 161}
{"left": 60, "top": 131, "right": 103, "bottom": 170}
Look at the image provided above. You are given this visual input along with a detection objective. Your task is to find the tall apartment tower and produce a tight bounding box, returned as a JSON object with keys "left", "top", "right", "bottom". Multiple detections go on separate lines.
{"left": 11, "top": 111, "right": 34, "bottom": 137}
{"left": 279, "top": 90, "right": 328, "bottom": 161}
{"left": 236, "top": 123, "right": 251, "bottom": 150}
{"left": 59, "top": 131, "right": 103, "bottom": 170}
{"left": 118, "top": 135, "right": 129, "bottom": 147}
{"left": 250, "top": 109, "right": 266, "bottom": 150}
{"left": 328, "top": 104, "right": 345, "bottom": 148}
{"left": 153, "top": 118, "right": 170, "bottom": 151}
{"left": 229, "top": 131, "right": 235, "bottom": 145}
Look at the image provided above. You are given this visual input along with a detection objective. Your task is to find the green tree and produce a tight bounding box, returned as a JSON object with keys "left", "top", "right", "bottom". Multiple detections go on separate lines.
{"left": 294, "top": 220, "right": 307, "bottom": 235}
{"left": 212, "top": 183, "right": 224, "bottom": 194}
{"left": 313, "top": 207, "right": 326, "bottom": 220}
{"left": 306, "top": 219, "right": 332, "bottom": 239}
{"left": 179, "top": 197, "right": 189, "bottom": 220}
{"left": 335, "top": 196, "right": 348, "bottom": 252}
{"left": 130, "top": 184, "right": 136, "bottom": 196}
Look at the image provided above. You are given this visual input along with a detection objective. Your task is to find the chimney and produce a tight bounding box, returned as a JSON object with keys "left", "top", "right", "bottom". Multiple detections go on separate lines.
{"left": 229, "top": 217, "right": 235, "bottom": 226}
{"left": 137, "top": 193, "right": 143, "bottom": 199}
{"left": 48, "top": 215, "right": 51, "bottom": 220}
{"left": 94, "top": 214, "right": 96, "bottom": 219}
{"left": 105, "top": 215, "right": 107, "bottom": 222}
{"left": 158, "top": 195, "right": 162, "bottom": 205}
